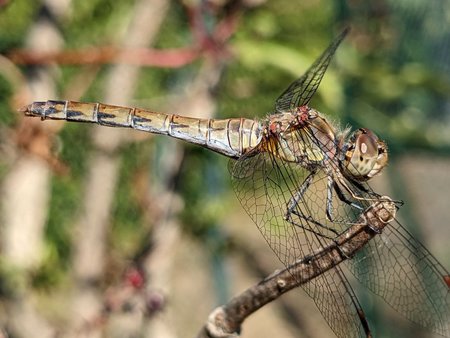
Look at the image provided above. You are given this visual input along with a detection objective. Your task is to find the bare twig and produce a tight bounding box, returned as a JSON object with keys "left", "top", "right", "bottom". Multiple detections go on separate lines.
{"left": 9, "top": 46, "right": 200, "bottom": 68}
{"left": 198, "top": 199, "right": 396, "bottom": 338}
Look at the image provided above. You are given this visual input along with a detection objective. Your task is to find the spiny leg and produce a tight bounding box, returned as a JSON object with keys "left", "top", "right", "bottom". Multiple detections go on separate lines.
{"left": 346, "top": 177, "right": 403, "bottom": 206}
{"left": 284, "top": 170, "right": 340, "bottom": 238}
{"left": 335, "top": 173, "right": 381, "bottom": 203}
{"left": 326, "top": 174, "right": 369, "bottom": 222}
{"left": 284, "top": 175, "right": 360, "bottom": 260}
{"left": 285, "top": 169, "right": 316, "bottom": 218}
{"left": 348, "top": 177, "right": 370, "bottom": 194}
{"left": 326, "top": 175, "right": 334, "bottom": 221}
{"left": 288, "top": 210, "right": 339, "bottom": 238}
{"left": 333, "top": 180, "right": 364, "bottom": 211}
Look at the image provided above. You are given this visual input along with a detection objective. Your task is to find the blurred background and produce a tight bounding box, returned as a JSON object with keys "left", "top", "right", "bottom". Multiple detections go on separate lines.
{"left": 0, "top": 0, "right": 449, "bottom": 337}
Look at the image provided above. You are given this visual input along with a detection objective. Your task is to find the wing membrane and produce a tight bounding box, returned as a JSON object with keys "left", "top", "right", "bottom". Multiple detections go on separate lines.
{"left": 230, "top": 120, "right": 450, "bottom": 337}
{"left": 275, "top": 28, "right": 350, "bottom": 113}
{"left": 348, "top": 220, "right": 450, "bottom": 336}
{"left": 308, "top": 267, "right": 371, "bottom": 338}
{"left": 231, "top": 26, "right": 449, "bottom": 338}
{"left": 229, "top": 133, "right": 372, "bottom": 337}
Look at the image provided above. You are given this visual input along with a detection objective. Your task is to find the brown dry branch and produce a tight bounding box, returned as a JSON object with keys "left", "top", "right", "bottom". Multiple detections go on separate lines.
{"left": 9, "top": 46, "right": 200, "bottom": 68}
{"left": 198, "top": 199, "right": 396, "bottom": 338}
{"left": 8, "top": 0, "right": 246, "bottom": 70}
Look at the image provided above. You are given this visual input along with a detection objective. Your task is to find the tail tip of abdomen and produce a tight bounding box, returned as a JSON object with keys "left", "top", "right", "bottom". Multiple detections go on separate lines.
{"left": 18, "top": 104, "right": 31, "bottom": 113}
{"left": 18, "top": 101, "right": 46, "bottom": 116}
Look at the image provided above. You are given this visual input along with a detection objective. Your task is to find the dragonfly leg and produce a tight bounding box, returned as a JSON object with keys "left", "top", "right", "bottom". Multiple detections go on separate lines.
{"left": 326, "top": 175, "right": 364, "bottom": 222}
{"left": 286, "top": 212, "right": 338, "bottom": 239}
{"left": 284, "top": 170, "right": 340, "bottom": 238}
{"left": 284, "top": 170, "right": 362, "bottom": 238}
{"left": 284, "top": 169, "right": 316, "bottom": 218}
{"left": 285, "top": 174, "right": 357, "bottom": 260}
{"left": 348, "top": 177, "right": 370, "bottom": 194}
{"left": 333, "top": 181, "right": 364, "bottom": 211}
{"left": 345, "top": 178, "right": 404, "bottom": 207}
{"left": 326, "top": 175, "right": 334, "bottom": 221}
{"left": 335, "top": 173, "right": 379, "bottom": 203}
{"left": 298, "top": 231, "right": 351, "bottom": 263}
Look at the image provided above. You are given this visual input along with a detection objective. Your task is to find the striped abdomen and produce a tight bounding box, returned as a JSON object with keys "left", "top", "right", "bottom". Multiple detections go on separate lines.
{"left": 22, "top": 100, "right": 263, "bottom": 158}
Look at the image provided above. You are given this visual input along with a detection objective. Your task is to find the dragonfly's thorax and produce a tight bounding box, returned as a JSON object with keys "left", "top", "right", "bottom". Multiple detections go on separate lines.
{"left": 263, "top": 106, "right": 338, "bottom": 164}
{"left": 339, "top": 128, "right": 388, "bottom": 181}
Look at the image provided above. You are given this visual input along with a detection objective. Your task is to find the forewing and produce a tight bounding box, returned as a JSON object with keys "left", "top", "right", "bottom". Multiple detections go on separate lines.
{"left": 228, "top": 145, "right": 372, "bottom": 338}
{"left": 275, "top": 27, "right": 349, "bottom": 113}
{"left": 307, "top": 267, "right": 371, "bottom": 338}
{"left": 334, "top": 141, "right": 450, "bottom": 336}
{"left": 229, "top": 149, "right": 317, "bottom": 267}
{"left": 347, "top": 219, "right": 450, "bottom": 337}
{"left": 228, "top": 127, "right": 366, "bottom": 275}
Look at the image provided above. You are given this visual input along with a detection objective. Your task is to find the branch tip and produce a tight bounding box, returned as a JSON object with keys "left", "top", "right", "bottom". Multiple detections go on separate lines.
{"left": 206, "top": 307, "right": 240, "bottom": 338}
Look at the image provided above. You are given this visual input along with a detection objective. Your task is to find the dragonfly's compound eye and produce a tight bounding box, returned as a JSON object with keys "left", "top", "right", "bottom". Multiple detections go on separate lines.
{"left": 342, "top": 128, "right": 388, "bottom": 181}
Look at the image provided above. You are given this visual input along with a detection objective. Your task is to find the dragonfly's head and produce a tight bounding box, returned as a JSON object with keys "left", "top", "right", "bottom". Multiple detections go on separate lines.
{"left": 341, "top": 128, "right": 388, "bottom": 181}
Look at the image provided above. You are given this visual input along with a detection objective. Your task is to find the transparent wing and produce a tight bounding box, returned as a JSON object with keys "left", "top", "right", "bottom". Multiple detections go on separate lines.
{"left": 229, "top": 147, "right": 360, "bottom": 272}
{"left": 229, "top": 120, "right": 450, "bottom": 337}
{"left": 335, "top": 143, "right": 450, "bottom": 336}
{"left": 275, "top": 27, "right": 349, "bottom": 113}
{"left": 347, "top": 218, "right": 450, "bottom": 336}
{"left": 229, "top": 149, "right": 318, "bottom": 267}
{"left": 228, "top": 134, "right": 372, "bottom": 338}
{"left": 231, "top": 26, "right": 449, "bottom": 336}
{"left": 309, "top": 267, "right": 371, "bottom": 338}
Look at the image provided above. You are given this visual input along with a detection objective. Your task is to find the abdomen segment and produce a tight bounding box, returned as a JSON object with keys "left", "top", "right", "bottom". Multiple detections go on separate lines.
{"left": 22, "top": 100, "right": 262, "bottom": 158}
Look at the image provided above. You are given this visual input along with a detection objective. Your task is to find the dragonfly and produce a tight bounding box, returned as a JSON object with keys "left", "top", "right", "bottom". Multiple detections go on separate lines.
{"left": 21, "top": 28, "right": 450, "bottom": 338}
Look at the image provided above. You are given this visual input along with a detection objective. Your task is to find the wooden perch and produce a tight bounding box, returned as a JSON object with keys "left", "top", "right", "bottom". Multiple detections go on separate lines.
{"left": 198, "top": 198, "right": 396, "bottom": 338}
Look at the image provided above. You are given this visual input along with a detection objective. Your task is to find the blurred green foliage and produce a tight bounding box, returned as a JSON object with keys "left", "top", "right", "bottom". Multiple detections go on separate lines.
{"left": 0, "top": 74, "right": 13, "bottom": 126}
{"left": 0, "top": 0, "right": 38, "bottom": 50}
